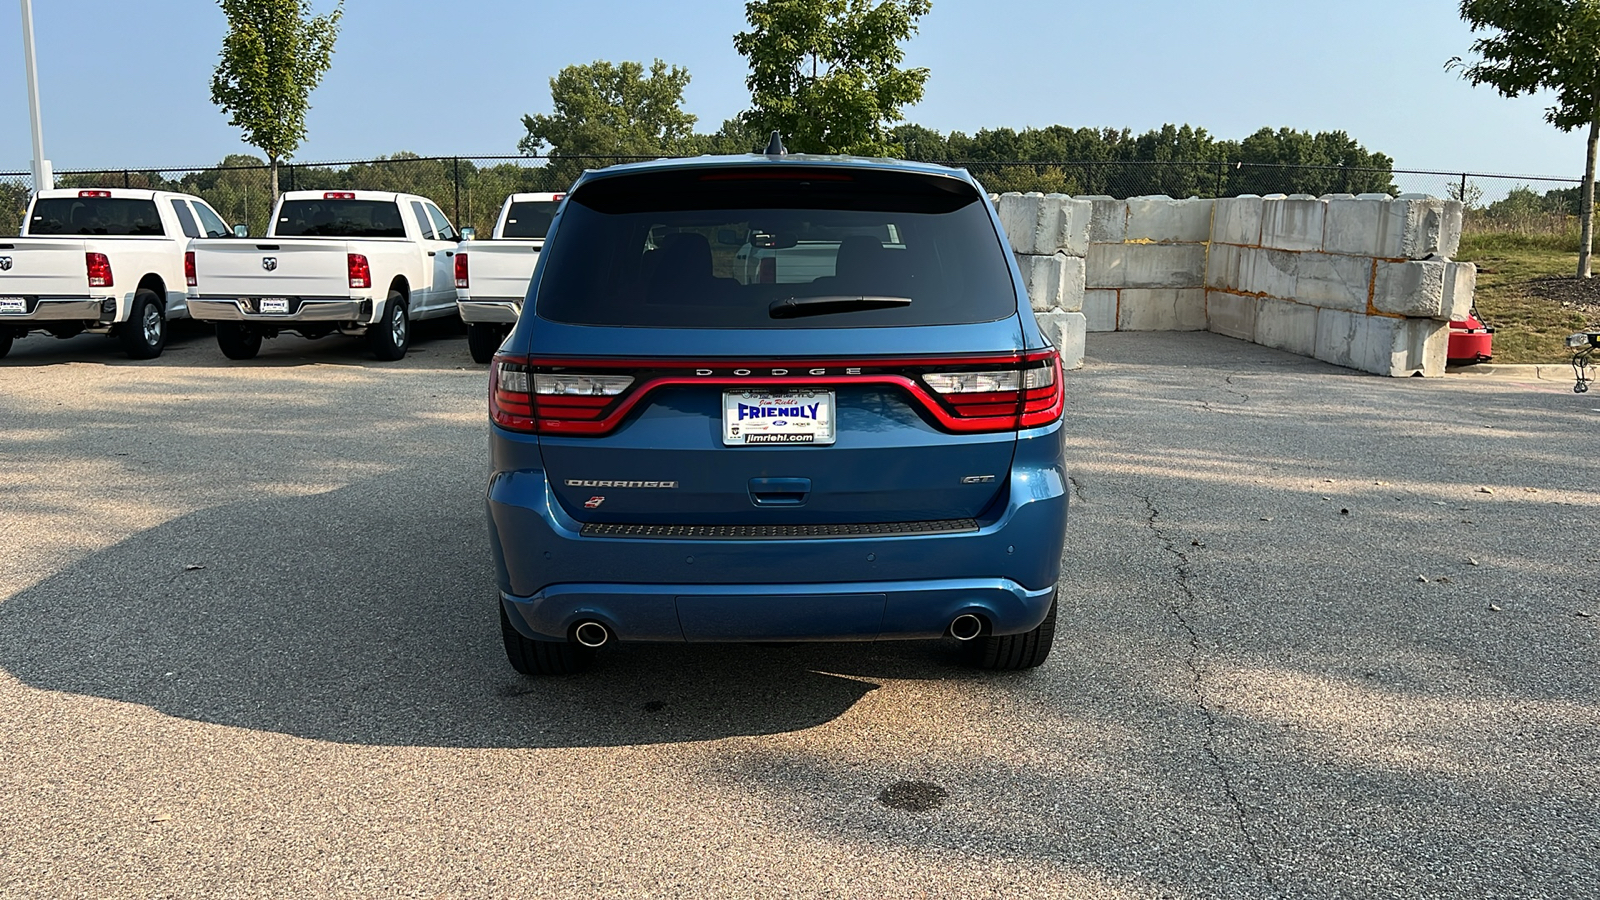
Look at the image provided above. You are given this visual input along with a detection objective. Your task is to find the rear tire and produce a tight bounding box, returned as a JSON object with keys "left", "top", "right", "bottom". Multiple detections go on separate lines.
{"left": 0, "top": 330, "right": 12, "bottom": 359}
{"left": 215, "top": 323, "right": 262, "bottom": 360}
{"left": 467, "top": 322, "right": 504, "bottom": 364}
{"left": 368, "top": 291, "right": 409, "bottom": 361}
{"left": 118, "top": 289, "right": 166, "bottom": 359}
{"left": 966, "top": 595, "right": 1057, "bottom": 671}
{"left": 501, "top": 603, "right": 595, "bottom": 676}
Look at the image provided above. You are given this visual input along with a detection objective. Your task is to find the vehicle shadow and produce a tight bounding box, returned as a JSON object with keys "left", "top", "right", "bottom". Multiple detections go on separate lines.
{"left": 0, "top": 477, "right": 910, "bottom": 749}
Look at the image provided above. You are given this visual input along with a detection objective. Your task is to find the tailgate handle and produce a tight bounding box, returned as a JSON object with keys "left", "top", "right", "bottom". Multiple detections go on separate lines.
{"left": 749, "top": 477, "right": 810, "bottom": 507}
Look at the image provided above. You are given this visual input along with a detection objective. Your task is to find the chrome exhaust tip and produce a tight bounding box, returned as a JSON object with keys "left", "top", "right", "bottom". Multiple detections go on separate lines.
{"left": 949, "top": 613, "right": 984, "bottom": 642}
{"left": 573, "top": 621, "right": 610, "bottom": 648}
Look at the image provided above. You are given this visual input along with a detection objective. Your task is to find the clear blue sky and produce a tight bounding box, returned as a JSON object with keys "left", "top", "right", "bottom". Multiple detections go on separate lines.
{"left": 0, "top": 0, "right": 1585, "bottom": 178}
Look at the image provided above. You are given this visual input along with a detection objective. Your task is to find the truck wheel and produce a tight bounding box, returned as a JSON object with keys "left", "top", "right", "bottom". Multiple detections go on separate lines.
{"left": 215, "top": 323, "right": 262, "bottom": 360}
{"left": 500, "top": 603, "right": 595, "bottom": 676}
{"left": 368, "top": 291, "right": 409, "bottom": 361}
{"left": 0, "top": 330, "right": 12, "bottom": 359}
{"left": 467, "top": 322, "right": 504, "bottom": 364}
{"left": 966, "top": 595, "right": 1057, "bottom": 671}
{"left": 118, "top": 290, "right": 166, "bottom": 359}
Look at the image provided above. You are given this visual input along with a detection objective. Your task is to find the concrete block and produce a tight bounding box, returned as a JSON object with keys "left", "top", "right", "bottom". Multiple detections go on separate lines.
{"left": 1083, "top": 289, "right": 1119, "bottom": 332}
{"left": 1323, "top": 196, "right": 1389, "bottom": 257}
{"left": 1083, "top": 196, "right": 1128, "bottom": 244}
{"left": 1016, "top": 252, "right": 1086, "bottom": 312}
{"left": 1380, "top": 197, "right": 1461, "bottom": 260}
{"left": 1240, "top": 247, "right": 1298, "bottom": 299}
{"left": 1295, "top": 252, "right": 1373, "bottom": 313}
{"left": 1205, "top": 243, "right": 1242, "bottom": 290}
{"left": 996, "top": 192, "right": 1092, "bottom": 256}
{"left": 1261, "top": 196, "right": 1326, "bottom": 251}
{"left": 1125, "top": 196, "right": 1214, "bottom": 243}
{"left": 1206, "top": 291, "right": 1257, "bottom": 341}
{"left": 1035, "top": 311, "right": 1087, "bottom": 369}
{"left": 1212, "top": 196, "right": 1263, "bottom": 246}
{"left": 1442, "top": 261, "right": 1476, "bottom": 321}
{"left": 1088, "top": 242, "right": 1207, "bottom": 289}
{"left": 1319, "top": 310, "right": 1447, "bottom": 376}
{"left": 1255, "top": 298, "right": 1318, "bottom": 357}
{"left": 1117, "top": 288, "right": 1207, "bottom": 331}
{"left": 1373, "top": 259, "right": 1448, "bottom": 318}
{"left": 1313, "top": 307, "right": 1362, "bottom": 370}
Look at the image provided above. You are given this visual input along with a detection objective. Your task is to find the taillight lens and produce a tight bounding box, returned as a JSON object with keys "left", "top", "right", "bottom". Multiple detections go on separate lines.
{"left": 348, "top": 253, "right": 371, "bottom": 289}
{"left": 454, "top": 253, "right": 469, "bottom": 289}
{"left": 324, "top": 192, "right": 355, "bottom": 200}
{"left": 184, "top": 251, "right": 196, "bottom": 287}
{"left": 922, "top": 349, "right": 1062, "bottom": 430}
{"left": 79, "top": 190, "right": 111, "bottom": 198}
{"left": 86, "top": 252, "right": 113, "bottom": 288}
{"left": 491, "top": 359, "right": 634, "bottom": 433}
{"left": 490, "top": 357, "right": 536, "bottom": 432}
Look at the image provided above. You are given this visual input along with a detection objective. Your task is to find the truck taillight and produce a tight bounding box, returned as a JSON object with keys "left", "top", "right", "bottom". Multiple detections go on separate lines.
{"left": 455, "top": 252, "right": 469, "bottom": 289}
{"left": 324, "top": 192, "right": 355, "bottom": 200}
{"left": 184, "top": 251, "right": 196, "bottom": 287}
{"left": 85, "top": 252, "right": 113, "bottom": 288}
{"left": 78, "top": 190, "right": 111, "bottom": 198}
{"left": 347, "top": 253, "right": 371, "bottom": 289}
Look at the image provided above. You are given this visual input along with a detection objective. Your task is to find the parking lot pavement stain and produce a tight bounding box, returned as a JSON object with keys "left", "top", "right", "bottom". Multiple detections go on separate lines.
{"left": 876, "top": 780, "right": 948, "bottom": 812}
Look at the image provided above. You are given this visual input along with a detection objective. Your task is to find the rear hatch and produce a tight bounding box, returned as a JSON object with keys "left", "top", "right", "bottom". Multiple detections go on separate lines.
{"left": 192, "top": 239, "right": 355, "bottom": 299}
{"left": 493, "top": 163, "right": 1059, "bottom": 529}
{"left": 0, "top": 238, "right": 93, "bottom": 300}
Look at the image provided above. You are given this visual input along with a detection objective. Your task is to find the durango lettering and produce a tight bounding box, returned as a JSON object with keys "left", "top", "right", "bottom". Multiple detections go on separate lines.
{"left": 563, "top": 480, "right": 678, "bottom": 489}
{"left": 737, "top": 402, "right": 821, "bottom": 421}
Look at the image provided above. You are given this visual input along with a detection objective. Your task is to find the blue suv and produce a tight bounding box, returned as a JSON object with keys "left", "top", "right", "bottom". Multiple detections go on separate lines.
{"left": 486, "top": 151, "right": 1069, "bottom": 675}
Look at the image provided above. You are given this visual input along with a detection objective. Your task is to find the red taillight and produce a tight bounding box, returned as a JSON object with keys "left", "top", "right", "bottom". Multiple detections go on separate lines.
{"left": 78, "top": 190, "right": 111, "bottom": 198}
{"left": 324, "top": 192, "right": 355, "bottom": 200}
{"left": 490, "top": 356, "right": 536, "bottom": 432}
{"left": 455, "top": 252, "right": 469, "bottom": 289}
{"left": 347, "top": 253, "right": 371, "bottom": 289}
{"left": 551, "top": 193, "right": 565, "bottom": 201}
{"left": 491, "top": 357, "right": 636, "bottom": 433}
{"left": 921, "top": 348, "right": 1063, "bottom": 431}
{"left": 85, "top": 252, "right": 113, "bottom": 288}
{"left": 184, "top": 251, "right": 196, "bottom": 287}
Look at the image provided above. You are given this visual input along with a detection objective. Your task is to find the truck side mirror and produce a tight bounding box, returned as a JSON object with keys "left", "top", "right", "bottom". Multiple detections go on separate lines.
{"left": 460, "top": 226, "right": 476, "bottom": 241}
{"left": 232, "top": 224, "right": 249, "bottom": 237}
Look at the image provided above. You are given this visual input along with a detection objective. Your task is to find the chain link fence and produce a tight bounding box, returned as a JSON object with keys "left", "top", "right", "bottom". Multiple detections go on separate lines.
{"left": 0, "top": 155, "right": 1584, "bottom": 238}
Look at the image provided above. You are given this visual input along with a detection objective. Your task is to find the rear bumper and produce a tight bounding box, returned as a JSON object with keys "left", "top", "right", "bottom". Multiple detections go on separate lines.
{"left": 487, "top": 422, "right": 1069, "bottom": 642}
{"left": 0, "top": 297, "right": 108, "bottom": 322}
{"left": 189, "top": 297, "right": 371, "bottom": 323}
{"left": 458, "top": 300, "right": 520, "bottom": 324}
{"left": 501, "top": 578, "right": 1056, "bottom": 643}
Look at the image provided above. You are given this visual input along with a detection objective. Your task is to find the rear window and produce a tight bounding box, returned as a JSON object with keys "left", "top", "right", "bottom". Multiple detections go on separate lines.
{"left": 501, "top": 201, "right": 559, "bottom": 239}
{"left": 534, "top": 167, "right": 1015, "bottom": 329}
{"left": 28, "top": 198, "right": 165, "bottom": 236}
{"left": 275, "top": 199, "right": 406, "bottom": 238}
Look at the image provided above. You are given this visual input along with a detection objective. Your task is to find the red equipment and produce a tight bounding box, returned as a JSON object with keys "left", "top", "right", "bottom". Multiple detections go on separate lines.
{"left": 1448, "top": 312, "right": 1494, "bottom": 364}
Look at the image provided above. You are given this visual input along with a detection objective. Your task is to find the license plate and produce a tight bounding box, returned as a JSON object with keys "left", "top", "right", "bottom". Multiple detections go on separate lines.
{"left": 258, "top": 297, "right": 289, "bottom": 314}
{"left": 0, "top": 296, "right": 26, "bottom": 314}
{"left": 723, "top": 390, "right": 836, "bottom": 446}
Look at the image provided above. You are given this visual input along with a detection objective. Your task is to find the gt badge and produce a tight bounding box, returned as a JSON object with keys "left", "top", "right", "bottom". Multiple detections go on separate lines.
{"left": 585, "top": 496, "right": 605, "bottom": 509}
{"left": 961, "top": 475, "right": 996, "bottom": 484}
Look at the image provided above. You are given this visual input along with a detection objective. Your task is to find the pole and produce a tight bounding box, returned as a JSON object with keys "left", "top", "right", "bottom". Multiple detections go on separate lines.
{"left": 20, "top": 0, "right": 53, "bottom": 192}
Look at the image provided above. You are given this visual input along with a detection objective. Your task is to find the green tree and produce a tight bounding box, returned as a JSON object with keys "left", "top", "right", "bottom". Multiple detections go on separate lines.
{"left": 1452, "top": 0, "right": 1600, "bottom": 276}
{"left": 210, "top": 0, "right": 344, "bottom": 201}
{"left": 518, "top": 59, "right": 699, "bottom": 173}
{"left": 734, "top": 0, "right": 932, "bottom": 155}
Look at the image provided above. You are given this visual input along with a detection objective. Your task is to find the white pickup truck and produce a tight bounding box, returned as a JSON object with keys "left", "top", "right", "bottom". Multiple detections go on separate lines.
{"left": 187, "top": 189, "right": 462, "bottom": 361}
{"left": 0, "top": 187, "right": 233, "bottom": 360}
{"left": 454, "top": 192, "right": 562, "bottom": 363}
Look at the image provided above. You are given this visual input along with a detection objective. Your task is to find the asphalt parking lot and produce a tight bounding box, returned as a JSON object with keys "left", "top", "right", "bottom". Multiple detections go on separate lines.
{"left": 1, "top": 327, "right": 1596, "bottom": 898}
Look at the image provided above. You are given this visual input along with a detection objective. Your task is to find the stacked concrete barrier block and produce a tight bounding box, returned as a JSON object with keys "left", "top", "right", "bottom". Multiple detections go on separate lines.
{"left": 1204, "top": 192, "right": 1472, "bottom": 377}
{"left": 1082, "top": 195, "right": 1213, "bottom": 333}
{"left": 996, "top": 192, "right": 1091, "bottom": 368}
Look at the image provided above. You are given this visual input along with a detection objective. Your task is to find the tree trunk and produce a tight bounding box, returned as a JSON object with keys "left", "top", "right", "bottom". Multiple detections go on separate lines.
{"left": 1581, "top": 104, "right": 1599, "bottom": 279}
{"left": 269, "top": 156, "right": 280, "bottom": 204}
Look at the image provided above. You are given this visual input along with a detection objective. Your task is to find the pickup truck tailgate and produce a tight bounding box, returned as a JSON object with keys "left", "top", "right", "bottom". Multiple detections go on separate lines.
{"left": 192, "top": 240, "right": 352, "bottom": 297}
{"left": 0, "top": 239, "right": 93, "bottom": 295}
{"left": 466, "top": 242, "right": 540, "bottom": 300}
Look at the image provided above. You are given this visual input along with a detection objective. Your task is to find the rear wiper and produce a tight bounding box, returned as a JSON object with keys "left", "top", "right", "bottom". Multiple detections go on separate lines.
{"left": 768, "top": 294, "right": 913, "bottom": 319}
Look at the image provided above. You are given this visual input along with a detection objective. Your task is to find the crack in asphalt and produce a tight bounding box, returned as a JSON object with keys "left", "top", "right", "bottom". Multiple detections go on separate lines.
{"left": 1224, "top": 374, "right": 1252, "bottom": 405}
{"left": 1139, "top": 495, "right": 1279, "bottom": 894}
